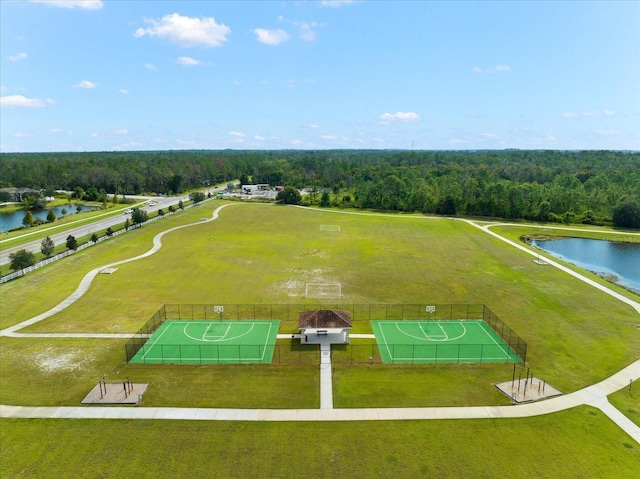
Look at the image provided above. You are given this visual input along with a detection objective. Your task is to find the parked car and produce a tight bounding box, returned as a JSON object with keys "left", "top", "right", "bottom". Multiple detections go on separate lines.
{"left": 124, "top": 209, "right": 133, "bottom": 214}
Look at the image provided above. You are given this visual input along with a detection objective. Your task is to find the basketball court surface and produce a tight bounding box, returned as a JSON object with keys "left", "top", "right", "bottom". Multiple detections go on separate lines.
{"left": 371, "top": 320, "right": 522, "bottom": 364}
{"left": 129, "top": 320, "right": 279, "bottom": 364}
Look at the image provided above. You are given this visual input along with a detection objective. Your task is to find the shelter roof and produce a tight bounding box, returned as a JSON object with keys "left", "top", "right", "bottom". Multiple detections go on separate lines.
{"left": 298, "top": 309, "right": 353, "bottom": 329}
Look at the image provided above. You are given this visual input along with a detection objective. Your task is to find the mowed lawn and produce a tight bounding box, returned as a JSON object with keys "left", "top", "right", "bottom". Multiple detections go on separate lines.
{"left": 1, "top": 200, "right": 639, "bottom": 477}
{"left": 2, "top": 407, "right": 639, "bottom": 479}
{"left": 5, "top": 202, "right": 638, "bottom": 392}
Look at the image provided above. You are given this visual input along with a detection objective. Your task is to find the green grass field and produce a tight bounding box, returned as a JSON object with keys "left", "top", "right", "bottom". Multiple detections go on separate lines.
{"left": 1, "top": 200, "right": 638, "bottom": 477}
{"left": 2, "top": 407, "right": 639, "bottom": 479}
{"left": 371, "top": 320, "right": 522, "bottom": 364}
{"left": 130, "top": 320, "right": 279, "bottom": 364}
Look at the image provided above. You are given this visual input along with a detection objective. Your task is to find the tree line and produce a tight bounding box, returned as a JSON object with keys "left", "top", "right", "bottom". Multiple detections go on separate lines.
{"left": 1, "top": 149, "right": 638, "bottom": 227}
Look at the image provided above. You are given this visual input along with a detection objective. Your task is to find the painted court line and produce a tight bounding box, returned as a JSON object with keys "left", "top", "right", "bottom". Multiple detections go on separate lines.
{"left": 139, "top": 321, "right": 274, "bottom": 363}
{"left": 378, "top": 320, "right": 515, "bottom": 362}
{"left": 477, "top": 322, "right": 511, "bottom": 360}
{"left": 140, "top": 321, "right": 174, "bottom": 361}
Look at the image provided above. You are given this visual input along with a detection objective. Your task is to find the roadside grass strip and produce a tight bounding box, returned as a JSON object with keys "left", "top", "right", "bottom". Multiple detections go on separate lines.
{"left": 130, "top": 320, "right": 279, "bottom": 365}
{"left": 371, "top": 320, "right": 522, "bottom": 364}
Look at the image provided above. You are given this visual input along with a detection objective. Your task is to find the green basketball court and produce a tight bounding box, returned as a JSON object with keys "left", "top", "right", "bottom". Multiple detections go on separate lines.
{"left": 371, "top": 320, "right": 522, "bottom": 364}
{"left": 130, "top": 320, "right": 279, "bottom": 364}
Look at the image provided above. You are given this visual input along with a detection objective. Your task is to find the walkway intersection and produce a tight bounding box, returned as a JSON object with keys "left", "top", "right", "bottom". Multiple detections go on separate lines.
{"left": 1, "top": 204, "right": 639, "bottom": 446}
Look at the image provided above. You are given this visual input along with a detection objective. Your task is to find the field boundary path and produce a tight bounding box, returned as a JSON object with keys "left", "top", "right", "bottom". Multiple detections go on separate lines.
{"left": 0, "top": 203, "right": 232, "bottom": 338}
{"left": 1, "top": 204, "right": 638, "bottom": 445}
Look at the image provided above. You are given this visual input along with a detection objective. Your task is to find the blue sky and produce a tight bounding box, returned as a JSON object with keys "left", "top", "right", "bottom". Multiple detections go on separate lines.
{"left": 1, "top": 0, "right": 639, "bottom": 152}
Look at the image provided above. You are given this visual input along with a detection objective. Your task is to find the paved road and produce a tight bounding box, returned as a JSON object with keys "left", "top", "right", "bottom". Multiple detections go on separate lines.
{"left": 0, "top": 189, "right": 225, "bottom": 267}
{"left": 1, "top": 203, "right": 638, "bottom": 444}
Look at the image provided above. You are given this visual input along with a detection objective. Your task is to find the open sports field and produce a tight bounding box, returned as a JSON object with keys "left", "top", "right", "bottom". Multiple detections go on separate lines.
{"left": 1, "top": 200, "right": 638, "bottom": 478}
{"left": 2, "top": 202, "right": 638, "bottom": 389}
{"left": 371, "top": 320, "right": 522, "bottom": 364}
{"left": 130, "top": 320, "right": 279, "bottom": 364}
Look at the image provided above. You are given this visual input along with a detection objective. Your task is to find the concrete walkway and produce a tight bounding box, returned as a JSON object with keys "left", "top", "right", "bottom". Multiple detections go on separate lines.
{"left": 0, "top": 204, "right": 232, "bottom": 338}
{"left": 475, "top": 221, "right": 640, "bottom": 314}
{"left": 320, "top": 343, "right": 333, "bottom": 409}
{"left": 1, "top": 204, "right": 638, "bottom": 444}
{"left": 2, "top": 360, "right": 637, "bottom": 441}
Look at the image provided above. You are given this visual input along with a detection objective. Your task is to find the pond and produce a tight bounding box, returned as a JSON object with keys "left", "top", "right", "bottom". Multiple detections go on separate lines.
{"left": 531, "top": 237, "right": 640, "bottom": 294}
{"left": 0, "top": 204, "right": 90, "bottom": 232}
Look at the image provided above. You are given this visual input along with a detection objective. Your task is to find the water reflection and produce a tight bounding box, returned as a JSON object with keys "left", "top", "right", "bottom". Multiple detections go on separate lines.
{"left": 532, "top": 237, "right": 640, "bottom": 294}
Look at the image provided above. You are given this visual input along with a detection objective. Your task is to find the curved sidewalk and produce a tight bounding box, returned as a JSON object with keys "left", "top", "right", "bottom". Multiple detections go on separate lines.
{"left": 1, "top": 204, "right": 638, "bottom": 444}
{"left": 2, "top": 360, "right": 638, "bottom": 441}
{"left": 0, "top": 204, "right": 232, "bottom": 338}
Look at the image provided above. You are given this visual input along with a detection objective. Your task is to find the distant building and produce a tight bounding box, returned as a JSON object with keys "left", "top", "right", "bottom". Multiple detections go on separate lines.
{"left": 242, "top": 184, "right": 270, "bottom": 194}
{"left": 0, "top": 187, "right": 40, "bottom": 202}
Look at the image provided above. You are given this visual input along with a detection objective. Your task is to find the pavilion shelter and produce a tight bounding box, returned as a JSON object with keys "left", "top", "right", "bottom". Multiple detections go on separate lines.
{"left": 298, "top": 309, "right": 353, "bottom": 344}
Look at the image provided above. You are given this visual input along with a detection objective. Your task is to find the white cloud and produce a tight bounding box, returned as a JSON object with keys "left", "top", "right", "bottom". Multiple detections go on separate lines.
{"left": 8, "top": 53, "right": 28, "bottom": 62}
{"left": 177, "top": 56, "right": 203, "bottom": 67}
{"left": 482, "top": 133, "right": 498, "bottom": 139}
{"left": 73, "top": 80, "right": 96, "bottom": 89}
{"left": 593, "top": 129, "right": 620, "bottom": 136}
{"left": 309, "top": 124, "right": 320, "bottom": 129}
{"left": 253, "top": 28, "right": 289, "bottom": 45}
{"left": 119, "top": 89, "right": 129, "bottom": 95}
{"left": 30, "top": 1, "right": 103, "bottom": 9}
{"left": 134, "top": 13, "right": 231, "bottom": 48}
{"left": 472, "top": 65, "right": 511, "bottom": 74}
{"left": 114, "top": 129, "right": 128, "bottom": 135}
{"left": 296, "top": 22, "right": 319, "bottom": 42}
{"left": 144, "top": 63, "right": 158, "bottom": 71}
{"left": 229, "top": 131, "right": 246, "bottom": 138}
{"left": 321, "top": 0, "right": 355, "bottom": 7}
{"left": 561, "top": 109, "right": 616, "bottom": 119}
{"left": 321, "top": 134, "right": 338, "bottom": 140}
{"left": 254, "top": 135, "right": 266, "bottom": 141}
{"left": 0, "top": 95, "right": 55, "bottom": 107}
{"left": 378, "top": 111, "right": 421, "bottom": 122}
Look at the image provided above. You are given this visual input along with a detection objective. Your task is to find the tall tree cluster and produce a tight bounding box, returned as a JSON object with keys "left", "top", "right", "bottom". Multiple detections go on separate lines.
{"left": 1, "top": 150, "right": 638, "bottom": 226}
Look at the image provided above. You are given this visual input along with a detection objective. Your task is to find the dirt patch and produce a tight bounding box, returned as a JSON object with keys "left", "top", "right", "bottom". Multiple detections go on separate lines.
{"left": 272, "top": 279, "right": 305, "bottom": 297}
{"left": 271, "top": 268, "right": 339, "bottom": 298}
{"left": 32, "top": 347, "right": 92, "bottom": 373}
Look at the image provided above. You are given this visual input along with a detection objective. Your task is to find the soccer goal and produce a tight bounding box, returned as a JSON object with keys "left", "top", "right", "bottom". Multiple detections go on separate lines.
{"left": 319, "top": 224, "right": 341, "bottom": 232}
{"left": 305, "top": 282, "right": 342, "bottom": 299}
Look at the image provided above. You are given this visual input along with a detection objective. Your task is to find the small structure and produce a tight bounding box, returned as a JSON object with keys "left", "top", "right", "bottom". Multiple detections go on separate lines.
{"left": 242, "top": 184, "right": 270, "bottom": 194}
{"left": 298, "top": 309, "right": 352, "bottom": 344}
{"left": 0, "top": 187, "right": 40, "bottom": 202}
{"left": 82, "top": 378, "right": 148, "bottom": 405}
